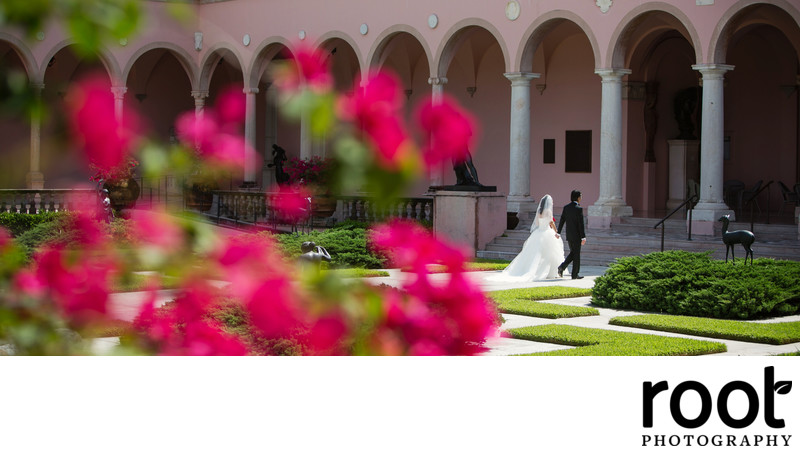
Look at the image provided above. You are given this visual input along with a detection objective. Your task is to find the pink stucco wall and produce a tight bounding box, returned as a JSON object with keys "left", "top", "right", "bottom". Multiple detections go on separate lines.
{"left": 2, "top": 0, "right": 799, "bottom": 221}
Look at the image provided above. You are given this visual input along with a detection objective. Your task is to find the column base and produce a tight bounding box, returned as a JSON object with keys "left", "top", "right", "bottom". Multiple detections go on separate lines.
{"left": 433, "top": 191, "right": 507, "bottom": 256}
{"left": 26, "top": 172, "right": 44, "bottom": 190}
{"left": 506, "top": 196, "right": 538, "bottom": 230}
{"left": 587, "top": 203, "right": 632, "bottom": 229}
{"left": 690, "top": 203, "right": 734, "bottom": 236}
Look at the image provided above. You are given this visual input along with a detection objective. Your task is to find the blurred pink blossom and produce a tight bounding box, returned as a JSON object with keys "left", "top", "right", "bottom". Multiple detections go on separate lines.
{"left": 66, "top": 75, "right": 141, "bottom": 177}
{"left": 416, "top": 96, "right": 476, "bottom": 168}
{"left": 272, "top": 43, "right": 333, "bottom": 93}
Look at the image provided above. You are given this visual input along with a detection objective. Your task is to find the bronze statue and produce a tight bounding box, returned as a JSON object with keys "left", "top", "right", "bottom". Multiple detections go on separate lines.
{"left": 673, "top": 87, "right": 698, "bottom": 140}
{"left": 268, "top": 144, "right": 290, "bottom": 186}
{"left": 718, "top": 215, "right": 754, "bottom": 264}
{"left": 298, "top": 241, "right": 331, "bottom": 267}
{"left": 453, "top": 150, "right": 482, "bottom": 186}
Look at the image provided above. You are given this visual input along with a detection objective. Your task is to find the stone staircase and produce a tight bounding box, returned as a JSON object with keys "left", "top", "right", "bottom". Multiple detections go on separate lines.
{"left": 478, "top": 216, "right": 800, "bottom": 266}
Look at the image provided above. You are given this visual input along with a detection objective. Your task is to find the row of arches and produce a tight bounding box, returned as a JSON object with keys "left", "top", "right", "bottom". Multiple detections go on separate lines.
{"left": 1, "top": 1, "right": 799, "bottom": 223}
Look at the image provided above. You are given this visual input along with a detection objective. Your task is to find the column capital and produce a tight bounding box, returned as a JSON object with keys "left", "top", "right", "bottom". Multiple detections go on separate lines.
{"left": 243, "top": 87, "right": 259, "bottom": 95}
{"left": 594, "top": 68, "right": 632, "bottom": 81}
{"left": 503, "top": 72, "right": 540, "bottom": 85}
{"left": 30, "top": 83, "right": 45, "bottom": 92}
{"left": 110, "top": 86, "right": 127, "bottom": 99}
{"left": 427, "top": 76, "right": 448, "bottom": 86}
{"left": 691, "top": 64, "right": 734, "bottom": 79}
{"left": 191, "top": 90, "right": 209, "bottom": 100}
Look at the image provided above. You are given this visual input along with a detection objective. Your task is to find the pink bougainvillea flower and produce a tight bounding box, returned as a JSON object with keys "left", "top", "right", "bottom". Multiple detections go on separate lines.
{"left": 307, "top": 313, "right": 349, "bottom": 355}
{"left": 28, "top": 246, "right": 116, "bottom": 326}
{"left": 416, "top": 95, "right": 476, "bottom": 168}
{"left": 338, "top": 71, "right": 415, "bottom": 169}
{"left": 247, "top": 278, "right": 307, "bottom": 340}
{"left": 176, "top": 110, "right": 220, "bottom": 152}
{"left": 270, "top": 184, "right": 310, "bottom": 224}
{"left": 175, "top": 320, "right": 249, "bottom": 356}
{"left": 66, "top": 74, "right": 141, "bottom": 176}
{"left": 129, "top": 209, "right": 184, "bottom": 250}
{"left": 0, "top": 226, "right": 10, "bottom": 248}
{"left": 215, "top": 85, "right": 247, "bottom": 126}
{"left": 273, "top": 43, "right": 333, "bottom": 94}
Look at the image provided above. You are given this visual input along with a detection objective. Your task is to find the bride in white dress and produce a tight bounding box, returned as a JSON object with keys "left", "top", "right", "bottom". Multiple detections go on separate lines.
{"left": 491, "top": 194, "right": 564, "bottom": 281}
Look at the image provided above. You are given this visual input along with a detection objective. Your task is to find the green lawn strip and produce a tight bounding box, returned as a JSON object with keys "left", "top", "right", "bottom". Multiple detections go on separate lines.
{"left": 507, "top": 324, "right": 727, "bottom": 356}
{"left": 610, "top": 315, "right": 800, "bottom": 345}
{"left": 112, "top": 274, "right": 182, "bottom": 293}
{"left": 489, "top": 286, "right": 592, "bottom": 301}
{"left": 497, "top": 300, "right": 598, "bottom": 319}
{"left": 328, "top": 268, "right": 390, "bottom": 278}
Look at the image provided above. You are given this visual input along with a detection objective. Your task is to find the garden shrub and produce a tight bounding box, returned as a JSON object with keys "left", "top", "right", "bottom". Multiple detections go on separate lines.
{"left": 14, "top": 214, "right": 134, "bottom": 260}
{"left": 267, "top": 225, "right": 387, "bottom": 269}
{"left": 592, "top": 251, "right": 800, "bottom": 320}
{"left": 0, "top": 212, "right": 67, "bottom": 237}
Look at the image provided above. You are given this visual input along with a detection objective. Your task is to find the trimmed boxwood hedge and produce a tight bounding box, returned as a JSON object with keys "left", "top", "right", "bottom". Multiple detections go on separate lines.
{"left": 592, "top": 251, "right": 800, "bottom": 320}
{"left": 264, "top": 221, "right": 388, "bottom": 269}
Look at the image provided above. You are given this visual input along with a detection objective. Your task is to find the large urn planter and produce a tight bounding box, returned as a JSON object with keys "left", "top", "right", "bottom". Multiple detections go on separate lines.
{"left": 185, "top": 182, "right": 216, "bottom": 212}
{"left": 311, "top": 194, "right": 337, "bottom": 219}
{"left": 103, "top": 178, "right": 140, "bottom": 211}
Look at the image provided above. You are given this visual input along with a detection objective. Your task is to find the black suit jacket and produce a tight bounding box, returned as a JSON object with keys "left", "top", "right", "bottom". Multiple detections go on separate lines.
{"left": 557, "top": 201, "right": 585, "bottom": 243}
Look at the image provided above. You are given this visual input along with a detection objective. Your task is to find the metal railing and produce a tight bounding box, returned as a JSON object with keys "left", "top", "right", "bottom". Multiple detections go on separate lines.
{"left": 744, "top": 180, "right": 773, "bottom": 230}
{"left": 653, "top": 194, "right": 698, "bottom": 252}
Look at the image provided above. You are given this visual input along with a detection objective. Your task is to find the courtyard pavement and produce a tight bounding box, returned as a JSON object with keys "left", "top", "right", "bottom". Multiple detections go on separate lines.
{"left": 99, "top": 264, "right": 800, "bottom": 356}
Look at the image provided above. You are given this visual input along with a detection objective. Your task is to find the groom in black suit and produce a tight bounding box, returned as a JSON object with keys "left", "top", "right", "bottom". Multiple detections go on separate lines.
{"left": 557, "top": 190, "right": 587, "bottom": 279}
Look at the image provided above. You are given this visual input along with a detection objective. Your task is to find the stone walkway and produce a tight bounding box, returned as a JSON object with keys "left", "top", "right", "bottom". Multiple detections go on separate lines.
{"left": 363, "top": 266, "right": 800, "bottom": 356}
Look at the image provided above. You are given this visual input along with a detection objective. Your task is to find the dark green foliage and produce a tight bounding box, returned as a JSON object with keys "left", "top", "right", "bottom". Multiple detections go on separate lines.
{"left": 0, "top": 212, "right": 67, "bottom": 237}
{"left": 12, "top": 213, "right": 133, "bottom": 260}
{"left": 269, "top": 225, "right": 387, "bottom": 269}
{"left": 207, "top": 299, "right": 305, "bottom": 356}
{"left": 592, "top": 251, "right": 800, "bottom": 320}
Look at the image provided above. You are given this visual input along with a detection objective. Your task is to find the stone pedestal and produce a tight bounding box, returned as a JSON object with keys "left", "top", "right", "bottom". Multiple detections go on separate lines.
{"left": 666, "top": 139, "right": 700, "bottom": 211}
{"left": 433, "top": 191, "right": 507, "bottom": 256}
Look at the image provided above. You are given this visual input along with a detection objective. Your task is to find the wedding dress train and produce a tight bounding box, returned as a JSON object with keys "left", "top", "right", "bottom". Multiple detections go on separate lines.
{"left": 488, "top": 194, "right": 564, "bottom": 282}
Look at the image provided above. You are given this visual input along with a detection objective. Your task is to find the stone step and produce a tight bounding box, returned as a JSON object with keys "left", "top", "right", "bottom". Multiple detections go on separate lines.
{"left": 478, "top": 217, "right": 800, "bottom": 266}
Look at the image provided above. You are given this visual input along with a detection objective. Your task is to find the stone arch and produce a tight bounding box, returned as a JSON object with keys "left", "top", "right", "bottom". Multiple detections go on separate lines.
{"left": 122, "top": 42, "right": 198, "bottom": 91}
{"left": 0, "top": 32, "right": 38, "bottom": 82}
{"left": 709, "top": 0, "right": 800, "bottom": 64}
{"left": 198, "top": 42, "right": 246, "bottom": 92}
{"left": 607, "top": 2, "right": 702, "bottom": 69}
{"left": 518, "top": 10, "right": 601, "bottom": 72}
{"left": 314, "top": 30, "right": 364, "bottom": 75}
{"left": 38, "top": 39, "right": 121, "bottom": 84}
{"left": 367, "top": 25, "right": 434, "bottom": 75}
{"left": 435, "top": 18, "right": 510, "bottom": 77}
{"left": 245, "top": 36, "right": 292, "bottom": 90}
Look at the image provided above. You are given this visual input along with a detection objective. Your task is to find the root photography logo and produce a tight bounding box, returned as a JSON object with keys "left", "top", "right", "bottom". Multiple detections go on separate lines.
{"left": 641, "top": 366, "right": 793, "bottom": 448}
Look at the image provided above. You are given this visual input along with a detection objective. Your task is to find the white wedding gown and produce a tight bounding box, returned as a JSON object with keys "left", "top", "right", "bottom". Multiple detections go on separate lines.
{"left": 488, "top": 195, "right": 565, "bottom": 282}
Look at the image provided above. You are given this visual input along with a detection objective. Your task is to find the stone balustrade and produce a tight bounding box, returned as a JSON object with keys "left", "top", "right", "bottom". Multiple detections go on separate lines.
{"left": 0, "top": 189, "right": 97, "bottom": 214}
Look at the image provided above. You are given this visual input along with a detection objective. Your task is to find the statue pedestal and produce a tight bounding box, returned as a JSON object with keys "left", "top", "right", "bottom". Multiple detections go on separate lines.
{"left": 433, "top": 191, "right": 507, "bottom": 256}
{"left": 666, "top": 139, "right": 700, "bottom": 211}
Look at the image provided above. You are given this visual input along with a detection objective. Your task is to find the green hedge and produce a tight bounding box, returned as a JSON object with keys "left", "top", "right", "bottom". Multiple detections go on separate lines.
{"left": 0, "top": 212, "right": 67, "bottom": 237}
{"left": 592, "top": 251, "right": 800, "bottom": 320}
{"left": 265, "top": 222, "right": 387, "bottom": 269}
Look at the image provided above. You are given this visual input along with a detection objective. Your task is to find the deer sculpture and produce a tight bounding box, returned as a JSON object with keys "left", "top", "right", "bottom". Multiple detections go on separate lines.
{"left": 718, "top": 215, "right": 754, "bottom": 264}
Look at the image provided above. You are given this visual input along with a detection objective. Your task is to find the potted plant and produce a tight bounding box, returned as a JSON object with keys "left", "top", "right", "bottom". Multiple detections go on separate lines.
{"left": 90, "top": 157, "right": 140, "bottom": 211}
{"left": 284, "top": 156, "right": 337, "bottom": 218}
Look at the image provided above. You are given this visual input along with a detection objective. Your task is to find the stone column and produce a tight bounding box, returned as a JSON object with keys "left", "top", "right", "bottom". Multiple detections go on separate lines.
{"left": 427, "top": 76, "right": 448, "bottom": 187}
{"left": 503, "top": 72, "right": 539, "bottom": 219}
{"left": 191, "top": 90, "right": 208, "bottom": 116}
{"left": 243, "top": 86, "right": 259, "bottom": 186}
{"left": 690, "top": 64, "right": 735, "bottom": 234}
{"left": 262, "top": 84, "right": 278, "bottom": 190}
{"left": 26, "top": 83, "right": 45, "bottom": 189}
{"left": 588, "top": 69, "right": 633, "bottom": 228}
{"left": 110, "top": 86, "right": 127, "bottom": 124}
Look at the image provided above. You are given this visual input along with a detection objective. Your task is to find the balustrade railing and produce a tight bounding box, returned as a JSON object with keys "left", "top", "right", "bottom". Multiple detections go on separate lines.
{"left": 0, "top": 189, "right": 97, "bottom": 214}
{"left": 206, "top": 191, "right": 434, "bottom": 229}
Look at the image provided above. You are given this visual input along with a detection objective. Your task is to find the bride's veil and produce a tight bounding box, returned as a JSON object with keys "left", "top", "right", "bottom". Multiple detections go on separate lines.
{"left": 531, "top": 194, "right": 554, "bottom": 232}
